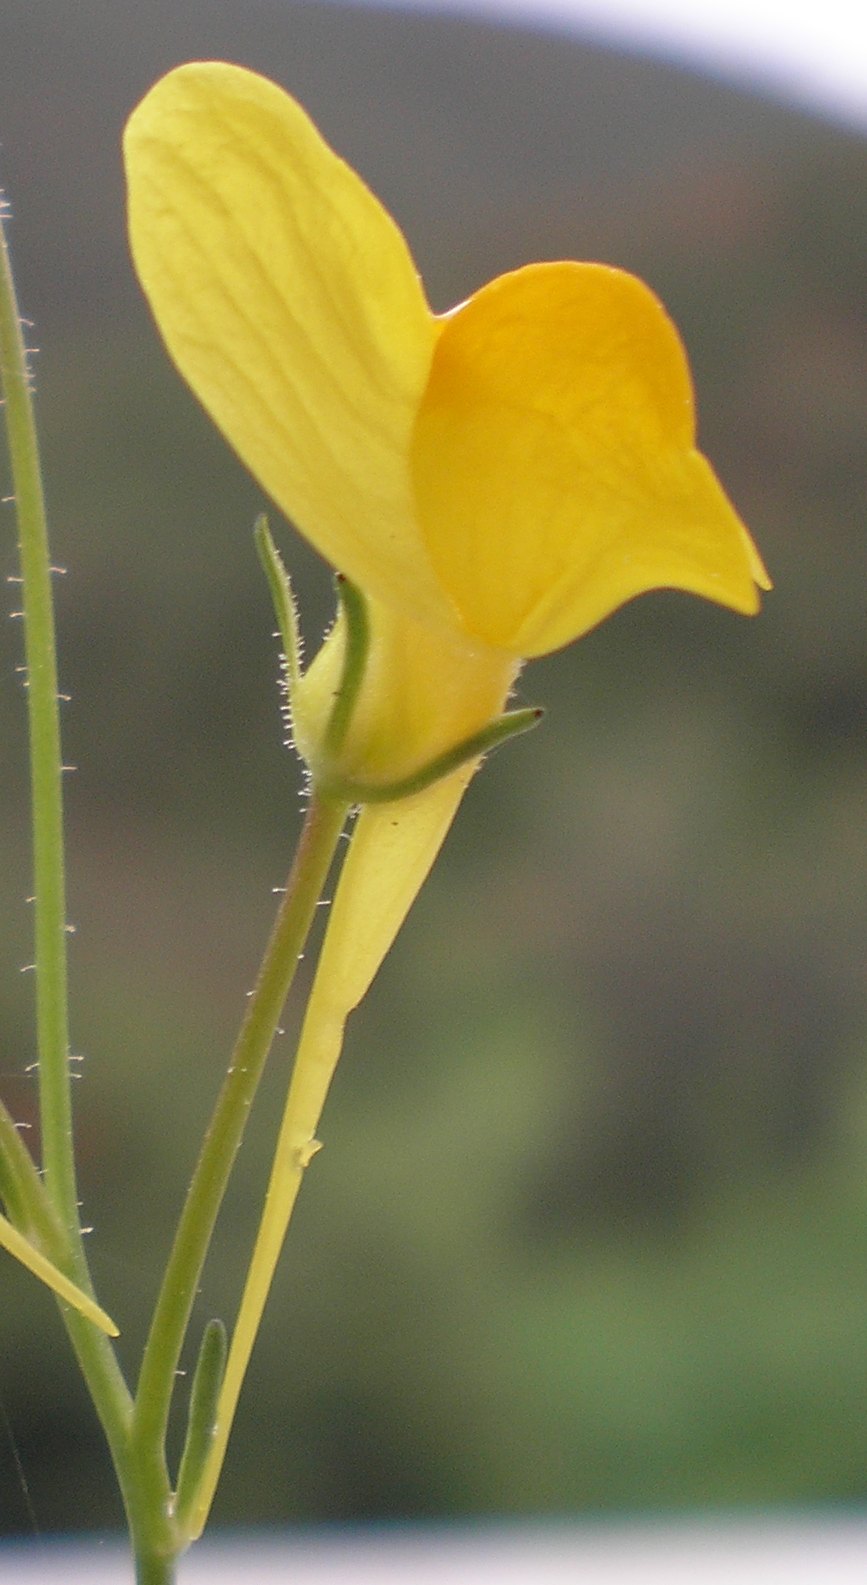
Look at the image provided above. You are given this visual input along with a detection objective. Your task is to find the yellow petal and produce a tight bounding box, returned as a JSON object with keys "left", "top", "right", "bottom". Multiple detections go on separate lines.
{"left": 188, "top": 772, "right": 470, "bottom": 1540}
{"left": 124, "top": 63, "right": 448, "bottom": 625}
{"left": 0, "top": 1213, "right": 119, "bottom": 1335}
{"left": 412, "top": 261, "right": 769, "bottom": 655}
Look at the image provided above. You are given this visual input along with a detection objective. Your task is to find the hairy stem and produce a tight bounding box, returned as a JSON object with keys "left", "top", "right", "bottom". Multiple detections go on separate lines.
{"left": 0, "top": 200, "right": 81, "bottom": 1238}
{"left": 0, "top": 195, "right": 140, "bottom": 1544}
{"left": 132, "top": 795, "right": 348, "bottom": 1504}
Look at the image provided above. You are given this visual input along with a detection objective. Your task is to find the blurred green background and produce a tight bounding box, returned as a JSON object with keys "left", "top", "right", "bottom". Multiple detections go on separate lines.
{"left": 1, "top": 0, "right": 866, "bottom": 1542}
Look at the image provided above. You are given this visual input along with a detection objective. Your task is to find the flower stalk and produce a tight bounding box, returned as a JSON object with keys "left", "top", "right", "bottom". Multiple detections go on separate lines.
{"left": 130, "top": 793, "right": 349, "bottom": 1520}
{"left": 0, "top": 194, "right": 144, "bottom": 1568}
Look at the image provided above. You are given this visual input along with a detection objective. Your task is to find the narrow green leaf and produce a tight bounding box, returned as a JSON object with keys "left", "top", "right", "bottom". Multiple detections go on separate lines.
{"left": 255, "top": 515, "right": 303, "bottom": 698}
{"left": 174, "top": 1318, "right": 228, "bottom": 1537}
{"left": 0, "top": 1212, "right": 119, "bottom": 1335}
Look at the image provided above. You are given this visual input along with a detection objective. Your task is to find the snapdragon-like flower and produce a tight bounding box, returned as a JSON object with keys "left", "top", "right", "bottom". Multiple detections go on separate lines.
{"left": 125, "top": 54, "right": 768, "bottom": 986}
{"left": 125, "top": 51, "right": 772, "bottom": 1103}
{"left": 125, "top": 60, "right": 767, "bottom": 783}
{"left": 125, "top": 64, "right": 768, "bottom": 1534}
{"left": 125, "top": 59, "right": 768, "bottom": 982}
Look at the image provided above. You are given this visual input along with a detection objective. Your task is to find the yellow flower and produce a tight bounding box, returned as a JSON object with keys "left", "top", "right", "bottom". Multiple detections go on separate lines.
{"left": 124, "top": 51, "right": 771, "bottom": 1160}
{"left": 124, "top": 64, "right": 769, "bottom": 1534}
{"left": 124, "top": 60, "right": 767, "bottom": 794}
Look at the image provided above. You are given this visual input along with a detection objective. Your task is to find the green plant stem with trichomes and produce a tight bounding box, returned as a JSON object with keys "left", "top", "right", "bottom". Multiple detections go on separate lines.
{"left": 0, "top": 205, "right": 80, "bottom": 1240}
{"left": 130, "top": 794, "right": 349, "bottom": 1548}
{"left": 1, "top": 200, "right": 354, "bottom": 1583}
{"left": 0, "top": 198, "right": 143, "bottom": 1543}
{"left": 2, "top": 186, "right": 535, "bottom": 1581}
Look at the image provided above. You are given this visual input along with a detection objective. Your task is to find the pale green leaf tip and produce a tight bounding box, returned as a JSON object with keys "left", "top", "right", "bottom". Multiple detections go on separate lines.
{"left": 255, "top": 514, "right": 304, "bottom": 698}
{"left": 0, "top": 1211, "right": 119, "bottom": 1335}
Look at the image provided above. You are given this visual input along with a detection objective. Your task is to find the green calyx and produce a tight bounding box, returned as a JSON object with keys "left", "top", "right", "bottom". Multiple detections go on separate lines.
{"left": 321, "top": 705, "right": 544, "bottom": 803}
{"left": 256, "top": 518, "right": 544, "bottom": 805}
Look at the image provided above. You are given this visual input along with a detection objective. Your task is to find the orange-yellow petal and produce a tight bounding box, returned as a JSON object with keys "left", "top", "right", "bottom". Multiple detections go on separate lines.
{"left": 412, "top": 261, "right": 769, "bottom": 655}
{"left": 124, "top": 62, "right": 449, "bottom": 625}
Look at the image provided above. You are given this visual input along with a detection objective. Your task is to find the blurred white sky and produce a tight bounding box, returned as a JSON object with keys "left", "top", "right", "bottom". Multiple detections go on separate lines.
{"left": 13, "top": 1518, "right": 867, "bottom": 1580}
{"left": 393, "top": 0, "right": 867, "bottom": 129}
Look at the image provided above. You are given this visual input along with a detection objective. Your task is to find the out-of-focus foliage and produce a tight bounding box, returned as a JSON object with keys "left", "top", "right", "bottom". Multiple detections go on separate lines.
{"left": 1, "top": 0, "right": 866, "bottom": 1537}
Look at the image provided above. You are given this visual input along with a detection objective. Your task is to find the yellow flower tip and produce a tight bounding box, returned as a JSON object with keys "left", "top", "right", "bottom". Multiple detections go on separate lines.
{"left": 412, "top": 260, "right": 768, "bottom": 656}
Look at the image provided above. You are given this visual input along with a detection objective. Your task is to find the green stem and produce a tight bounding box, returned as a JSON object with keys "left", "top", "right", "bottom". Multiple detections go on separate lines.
{"left": 0, "top": 200, "right": 80, "bottom": 1239}
{"left": 132, "top": 794, "right": 348, "bottom": 1498}
{"left": 0, "top": 199, "right": 143, "bottom": 1547}
{"left": 184, "top": 911, "right": 353, "bottom": 1538}
{"left": 135, "top": 1549, "right": 176, "bottom": 1585}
